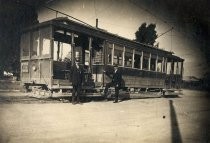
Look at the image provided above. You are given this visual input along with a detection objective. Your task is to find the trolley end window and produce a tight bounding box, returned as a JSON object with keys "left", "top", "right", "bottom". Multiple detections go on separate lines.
{"left": 31, "top": 30, "right": 40, "bottom": 57}
{"left": 20, "top": 32, "right": 30, "bottom": 57}
{"left": 40, "top": 27, "right": 51, "bottom": 56}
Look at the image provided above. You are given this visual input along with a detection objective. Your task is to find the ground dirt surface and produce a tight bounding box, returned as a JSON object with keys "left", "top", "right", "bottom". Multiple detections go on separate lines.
{"left": 0, "top": 89, "right": 209, "bottom": 143}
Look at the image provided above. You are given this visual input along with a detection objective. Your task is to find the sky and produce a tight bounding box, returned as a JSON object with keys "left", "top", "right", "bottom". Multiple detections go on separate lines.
{"left": 37, "top": 0, "right": 209, "bottom": 78}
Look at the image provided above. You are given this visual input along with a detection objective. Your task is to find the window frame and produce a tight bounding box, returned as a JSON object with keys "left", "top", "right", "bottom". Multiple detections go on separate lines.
{"left": 133, "top": 50, "right": 142, "bottom": 69}
{"left": 150, "top": 54, "right": 156, "bottom": 71}
{"left": 30, "top": 26, "right": 53, "bottom": 60}
{"left": 113, "top": 44, "right": 123, "bottom": 66}
{"left": 106, "top": 42, "right": 113, "bottom": 65}
{"left": 40, "top": 27, "right": 52, "bottom": 58}
{"left": 142, "top": 52, "right": 150, "bottom": 70}
{"left": 124, "top": 48, "right": 133, "bottom": 68}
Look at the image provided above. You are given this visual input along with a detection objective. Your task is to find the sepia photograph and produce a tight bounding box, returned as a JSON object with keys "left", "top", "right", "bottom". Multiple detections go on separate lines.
{"left": 0, "top": 0, "right": 210, "bottom": 142}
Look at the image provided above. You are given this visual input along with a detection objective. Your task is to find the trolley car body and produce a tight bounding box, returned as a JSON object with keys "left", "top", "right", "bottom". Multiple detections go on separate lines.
{"left": 20, "top": 17, "right": 184, "bottom": 94}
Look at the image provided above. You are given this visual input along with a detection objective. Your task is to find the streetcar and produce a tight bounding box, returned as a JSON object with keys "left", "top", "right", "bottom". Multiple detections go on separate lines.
{"left": 20, "top": 17, "right": 184, "bottom": 96}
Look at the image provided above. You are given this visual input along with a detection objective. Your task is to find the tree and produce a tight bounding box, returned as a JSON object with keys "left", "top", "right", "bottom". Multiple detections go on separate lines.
{"left": 135, "top": 23, "right": 158, "bottom": 46}
{"left": 0, "top": 1, "right": 38, "bottom": 78}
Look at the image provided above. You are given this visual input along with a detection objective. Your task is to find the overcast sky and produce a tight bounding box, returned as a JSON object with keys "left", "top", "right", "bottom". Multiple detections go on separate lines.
{"left": 37, "top": 0, "right": 209, "bottom": 77}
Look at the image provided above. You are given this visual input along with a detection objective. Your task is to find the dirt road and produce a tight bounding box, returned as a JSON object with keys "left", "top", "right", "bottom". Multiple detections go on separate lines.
{"left": 0, "top": 90, "right": 209, "bottom": 143}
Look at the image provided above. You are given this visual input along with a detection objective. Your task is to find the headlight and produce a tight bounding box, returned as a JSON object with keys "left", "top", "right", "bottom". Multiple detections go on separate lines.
{"left": 32, "top": 65, "right": 37, "bottom": 71}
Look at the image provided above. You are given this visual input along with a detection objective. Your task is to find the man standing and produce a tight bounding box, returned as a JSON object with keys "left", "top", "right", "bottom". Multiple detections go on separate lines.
{"left": 104, "top": 65, "right": 122, "bottom": 103}
{"left": 71, "top": 59, "right": 83, "bottom": 104}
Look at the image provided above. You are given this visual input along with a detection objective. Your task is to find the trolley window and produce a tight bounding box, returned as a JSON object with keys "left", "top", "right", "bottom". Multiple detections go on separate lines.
{"left": 150, "top": 54, "right": 156, "bottom": 71}
{"left": 93, "top": 50, "right": 103, "bottom": 64}
{"left": 31, "top": 30, "right": 40, "bottom": 57}
{"left": 92, "top": 38, "right": 104, "bottom": 64}
{"left": 174, "top": 62, "right": 182, "bottom": 75}
{"left": 157, "top": 57, "right": 163, "bottom": 72}
{"left": 134, "top": 51, "right": 141, "bottom": 69}
{"left": 85, "top": 50, "right": 90, "bottom": 65}
{"left": 20, "top": 32, "right": 30, "bottom": 58}
{"left": 40, "top": 27, "right": 51, "bottom": 56}
{"left": 107, "top": 42, "right": 113, "bottom": 65}
{"left": 162, "top": 58, "right": 166, "bottom": 73}
{"left": 167, "top": 62, "right": 172, "bottom": 74}
{"left": 53, "top": 41, "right": 72, "bottom": 61}
{"left": 143, "top": 52, "right": 150, "bottom": 70}
{"left": 124, "top": 48, "right": 133, "bottom": 67}
{"left": 113, "top": 44, "right": 123, "bottom": 66}
{"left": 53, "top": 29, "right": 72, "bottom": 62}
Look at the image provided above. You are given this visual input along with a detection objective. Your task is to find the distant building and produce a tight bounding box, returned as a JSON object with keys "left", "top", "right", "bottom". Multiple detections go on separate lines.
{"left": 182, "top": 76, "right": 202, "bottom": 89}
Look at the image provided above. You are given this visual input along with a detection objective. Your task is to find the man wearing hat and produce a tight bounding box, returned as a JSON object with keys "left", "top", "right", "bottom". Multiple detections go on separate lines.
{"left": 71, "top": 58, "right": 83, "bottom": 104}
{"left": 104, "top": 65, "right": 122, "bottom": 103}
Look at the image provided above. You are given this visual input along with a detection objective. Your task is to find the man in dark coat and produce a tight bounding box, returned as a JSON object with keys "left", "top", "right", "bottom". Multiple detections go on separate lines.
{"left": 71, "top": 60, "right": 83, "bottom": 104}
{"left": 104, "top": 65, "right": 122, "bottom": 103}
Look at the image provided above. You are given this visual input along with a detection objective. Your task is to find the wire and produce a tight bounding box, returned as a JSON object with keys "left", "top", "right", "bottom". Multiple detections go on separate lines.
{"left": 157, "top": 27, "right": 174, "bottom": 38}
{"left": 87, "top": 1, "right": 114, "bottom": 21}
{"left": 129, "top": 0, "right": 208, "bottom": 50}
{"left": 94, "top": 0, "right": 97, "bottom": 19}
{"left": 42, "top": 5, "right": 93, "bottom": 27}
{"left": 15, "top": 0, "right": 93, "bottom": 28}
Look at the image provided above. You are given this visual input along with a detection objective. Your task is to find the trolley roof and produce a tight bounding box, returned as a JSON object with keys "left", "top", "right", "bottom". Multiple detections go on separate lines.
{"left": 22, "top": 17, "right": 184, "bottom": 62}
